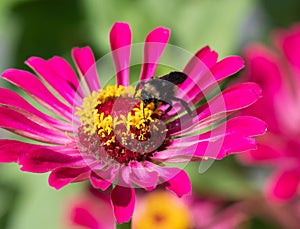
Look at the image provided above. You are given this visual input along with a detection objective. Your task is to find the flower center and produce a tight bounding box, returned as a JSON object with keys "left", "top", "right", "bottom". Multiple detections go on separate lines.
{"left": 76, "top": 85, "right": 168, "bottom": 164}
{"left": 133, "top": 191, "right": 192, "bottom": 229}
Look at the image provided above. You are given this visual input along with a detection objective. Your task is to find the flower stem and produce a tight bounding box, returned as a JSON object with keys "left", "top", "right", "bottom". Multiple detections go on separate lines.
{"left": 116, "top": 220, "right": 132, "bottom": 229}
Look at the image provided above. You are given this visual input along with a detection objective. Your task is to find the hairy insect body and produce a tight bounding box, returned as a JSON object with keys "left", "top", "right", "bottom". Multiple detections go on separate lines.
{"left": 134, "top": 71, "right": 193, "bottom": 115}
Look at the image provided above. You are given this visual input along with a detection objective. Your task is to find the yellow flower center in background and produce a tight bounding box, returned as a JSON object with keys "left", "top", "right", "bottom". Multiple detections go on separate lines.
{"left": 133, "top": 191, "right": 192, "bottom": 229}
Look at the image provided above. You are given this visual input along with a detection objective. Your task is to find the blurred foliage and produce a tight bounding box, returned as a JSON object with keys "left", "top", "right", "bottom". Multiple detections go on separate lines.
{"left": 186, "top": 158, "right": 256, "bottom": 200}
{"left": 10, "top": 0, "right": 88, "bottom": 69}
{"left": 84, "top": 0, "right": 253, "bottom": 57}
{"left": 261, "top": 0, "right": 300, "bottom": 27}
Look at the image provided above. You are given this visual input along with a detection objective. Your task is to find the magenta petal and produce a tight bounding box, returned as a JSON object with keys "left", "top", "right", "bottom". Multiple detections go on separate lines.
{"left": 0, "top": 106, "right": 71, "bottom": 144}
{"left": 154, "top": 133, "right": 258, "bottom": 161}
{"left": 71, "top": 207, "right": 101, "bottom": 229}
{"left": 211, "top": 56, "right": 244, "bottom": 81}
{"left": 49, "top": 167, "right": 90, "bottom": 190}
{"left": 144, "top": 163, "right": 191, "bottom": 196}
{"left": 139, "top": 27, "right": 170, "bottom": 80}
{"left": 243, "top": 44, "right": 282, "bottom": 96}
{"left": 0, "top": 140, "right": 39, "bottom": 162}
{"left": 191, "top": 135, "right": 257, "bottom": 159}
{"left": 267, "top": 169, "right": 300, "bottom": 201}
{"left": 240, "top": 142, "right": 283, "bottom": 164}
{"left": 197, "top": 83, "right": 262, "bottom": 121}
{"left": 178, "top": 46, "right": 218, "bottom": 98}
{"left": 18, "top": 148, "right": 83, "bottom": 173}
{"left": 169, "top": 116, "right": 266, "bottom": 149}
{"left": 0, "top": 88, "right": 72, "bottom": 132}
{"left": 164, "top": 170, "right": 192, "bottom": 197}
{"left": 223, "top": 116, "right": 267, "bottom": 137}
{"left": 2, "top": 69, "right": 72, "bottom": 120}
{"left": 182, "top": 56, "right": 244, "bottom": 104}
{"left": 47, "top": 56, "right": 80, "bottom": 91}
{"left": 90, "top": 171, "right": 112, "bottom": 191}
{"left": 111, "top": 185, "right": 135, "bottom": 224}
{"left": 274, "top": 25, "right": 300, "bottom": 71}
{"left": 129, "top": 161, "right": 159, "bottom": 191}
{"left": 91, "top": 164, "right": 120, "bottom": 189}
{"left": 193, "top": 46, "right": 219, "bottom": 69}
{"left": 110, "top": 22, "right": 131, "bottom": 86}
{"left": 25, "top": 57, "right": 77, "bottom": 105}
{"left": 72, "top": 46, "right": 101, "bottom": 92}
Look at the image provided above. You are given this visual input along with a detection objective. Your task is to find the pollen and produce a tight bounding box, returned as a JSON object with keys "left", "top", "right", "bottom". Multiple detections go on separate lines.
{"left": 76, "top": 85, "right": 167, "bottom": 164}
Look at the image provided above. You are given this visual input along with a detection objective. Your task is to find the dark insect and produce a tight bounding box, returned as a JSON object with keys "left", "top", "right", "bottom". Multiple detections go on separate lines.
{"left": 133, "top": 71, "right": 193, "bottom": 115}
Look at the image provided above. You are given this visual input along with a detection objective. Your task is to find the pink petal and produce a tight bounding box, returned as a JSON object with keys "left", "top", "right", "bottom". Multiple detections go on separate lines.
{"left": 111, "top": 185, "right": 135, "bottom": 224}
{"left": 25, "top": 57, "right": 77, "bottom": 105}
{"left": 49, "top": 166, "right": 90, "bottom": 190}
{"left": 210, "top": 56, "right": 244, "bottom": 82}
{"left": 18, "top": 148, "right": 83, "bottom": 173}
{"left": 267, "top": 169, "right": 300, "bottom": 201}
{"left": 242, "top": 44, "right": 283, "bottom": 132}
{"left": 239, "top": 140, "right": 284, "bottom": 164}
{"left": 139, "top": 27, "right": 170, "bottom": 80}
{"left": 183, "top": 56, "right": 244, "bottom": 105}
{"left": 91, "top": 164, "right": 120, "bottom": 191}
{"left": 273, "top": 25, "right": 300, "bottom": 72}
{"left": 110, "top": 22, "right": 131, "bottom": 86}
{"left": 168, "top": 83, "right": 263, "bottom": 137}
{"left": 197, "top": 82, "right": 262, "bottom": 121}
{"left": 154, "top": 132, "right": 258, "bottom": 162}
{"left": 164, "top": 169, "right": 192, "bottom": 197}
{"left": 90, "top": 170, "right": 112, "bottom": 191}
{"left": 222, "top": 116, "right": 267, "bottom": 137}
{"left": 129, "top": 161, "right": 159, "bottom": 191}
{"left": 178, "top": 46, "right": 218, "bottom": 98}
{"left": 72, "top": 46, "right": 101, "bottom": 92}
{"left": 0, "top": 106, "right": 71, "bottom": 144}
{"left": 243, "top": 44, "right": 282, "bottom": 93}
{"left": 0, "top": 140, "right": 40, "bottom": 162}
{"left": 169, "top": 116, "right": 266, "bottom": 149}
{"left": 144, "top": 162, "right": 191, "bottom": 196}
{"left": 193, "top": 46, "right": 219, "bottom": 69}
{"left": 0, "top": 88, "right": 73, "bottom": 132}
{"left": 2, "top": 69, "right": 72, "bottom": 120}
{"left": 46, "top": 56, "right": 81, "bottom": 92}
{"left": 71, "top": 207, "right": 101, "bottom": 229}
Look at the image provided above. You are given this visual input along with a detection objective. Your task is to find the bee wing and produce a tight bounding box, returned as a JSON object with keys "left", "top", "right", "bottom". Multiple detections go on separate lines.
{"left": 158, "top": 71, "right": 187, "bottom": 85}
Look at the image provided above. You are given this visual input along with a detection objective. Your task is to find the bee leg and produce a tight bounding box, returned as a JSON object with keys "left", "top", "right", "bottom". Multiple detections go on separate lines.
{"left": 171, "top": 96, "right": 193, "bottom": 116}
{"left": 133, "top": 81, "right": 145, "bottom": 98}
{"left": 164, "top": 100, "right": 173, "bottom": 114}
{"left": 153, "top": 99, "right": 159, "bottom": 111}
{"left": 142, "top": 101, "right": 145, "bottom": 118}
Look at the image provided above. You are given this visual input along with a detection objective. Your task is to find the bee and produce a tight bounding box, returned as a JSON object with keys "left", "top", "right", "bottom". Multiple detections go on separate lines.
{"left": 133, "top": 71, "right": 193, "bottom": 115}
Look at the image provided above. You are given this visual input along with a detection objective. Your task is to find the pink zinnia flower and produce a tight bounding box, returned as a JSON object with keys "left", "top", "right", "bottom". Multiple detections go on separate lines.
{"left": 239, "top": 24, "right": 300, "bottom": 201}
{"left": 0, "top": 22, "right": 265, "bottom": 223}
{"left": 66, "top": 187, "right": 247, "bottom": 229}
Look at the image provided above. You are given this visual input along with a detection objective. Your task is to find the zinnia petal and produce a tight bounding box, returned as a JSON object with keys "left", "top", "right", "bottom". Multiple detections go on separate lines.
{"left": 0, "top": 140, "right": 39, "bottom": 162}
{"left": 49, "top": 167, "right": 90, "bottom": 190}
{"left": 111, "top": 185, "right": 135, "bottom": 224}
{"left": 164, "top": 169, "right": 192, "bottom": 197}
{"left": 110, "top": 22, "right": 132, "bottom": 86}
{"left": 25, "top": 57, "right": 77, "bottom": 105}
{"left": 0, "top": 106, "right": 71, "bottom": 144}
{"left": 18, "top": 148, "right": 83, "bottom": 173}
{"left": 72, "top": 46, "right": 101, "bottom": 92}
{"left": 0, "top": 88, "right": 72, "bottom": 132}
{"left": 267, "top": 169, "right": 300, "bottom": 201}
{"left": 2, "top": 69, "right": 73, "bottom": 120}
{"left": 139, "top": 27, "right": 170, "bottom": 80}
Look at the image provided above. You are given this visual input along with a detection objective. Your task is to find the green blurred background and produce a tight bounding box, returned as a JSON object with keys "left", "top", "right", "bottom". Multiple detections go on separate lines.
{"left": 0, "top": 0, "right": 300, "bottom": 228}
